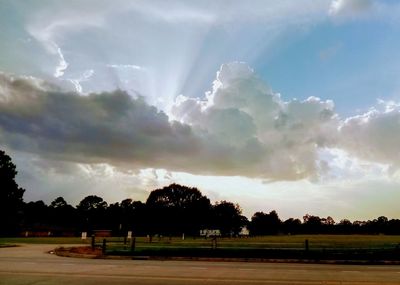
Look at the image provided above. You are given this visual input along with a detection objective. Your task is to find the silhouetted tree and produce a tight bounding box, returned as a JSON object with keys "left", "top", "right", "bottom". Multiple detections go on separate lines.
{"left": 337, "top": 219, "right": 353, "bottom": 234}
{"left": 146, "top": 184, "right": 212, "bottom": 235}
{"left": 352, "top": 220, "right": 366, "bottom": 234}
{"left": 23, "top": 200, "right": 49, "bottom": 229}
{"left": 249, "top": 211, "right": 282, "bottom": 235}
{"left": 303, "top": 214, "right": 322, "bottom": 234}
{"left": 387, "top": 219, "right": 400, "bottom": 235}
{"left": 50, "top": 197, "right": 68, "bottom": 208}
{"left": 212, "top": 201, "right": 247, "bottom": 236}
{"left": 49, "top": 197, "right": 78, "bottom": 231}
{"left": 321, "top": 216, "right": 335, "bottom": 233}
{"left": 282, "top": 218, "right": 302, "bottom": 235}
{"left": 77, "top": 195, "right": 108, "bottom": 230}
{"left": 366, "top": 216, "right": 388, "bottom": 234}
{"left": 119, "top": 199, "right": 146, "bottom": 235}
{"left": 105, "top": 202, "right": 122, "bottom": 234}
{"left": 0, "top": 150, "right": 25, "bottom": 236}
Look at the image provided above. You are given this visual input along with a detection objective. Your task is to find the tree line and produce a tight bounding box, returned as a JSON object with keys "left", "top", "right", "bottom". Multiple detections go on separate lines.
{"left": 2, "top": 149, "right": 400, "bottom": 237}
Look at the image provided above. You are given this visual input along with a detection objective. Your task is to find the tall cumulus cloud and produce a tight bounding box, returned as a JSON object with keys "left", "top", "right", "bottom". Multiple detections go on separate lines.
{"left": 0, "top": 62, "right": 399, "bottom": 180}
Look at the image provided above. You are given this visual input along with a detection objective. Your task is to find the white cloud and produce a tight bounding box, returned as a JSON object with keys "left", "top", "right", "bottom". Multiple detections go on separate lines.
{"left": 328, "top": 0, "right": 400, "bottom": 23}
{"left": 54, "top": 45, "right": 69, "bottom": 78}
{"left": 1, "top": 62, "right": 400, "bottom": 183}
{"left": 106, "top": 64, "right": 142, "bottom": 70}
{"left": 173, "top": 62, "right": 339, "bottom": 180}
{"left": 68, "top": 69, "right": 94, "bottom": 93}
{"left": 9, "top": 150, "right": 149, "bottom": 205}
{"left": 329, "top": 0, "right": 372, "bottom": 18}
{"left": 339, "top": 102, "right": 400, "bottom": 168}
{"left": 0, "top": 64, "right": 338, "bottom": 180}
{"left": 15, "top": 0, "right": 331, "bottom": 110}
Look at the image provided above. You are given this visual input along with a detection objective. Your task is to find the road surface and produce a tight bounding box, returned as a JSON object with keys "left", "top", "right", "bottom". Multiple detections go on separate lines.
{"left": 1, "top": 244, "right": 400, "bottom": 284}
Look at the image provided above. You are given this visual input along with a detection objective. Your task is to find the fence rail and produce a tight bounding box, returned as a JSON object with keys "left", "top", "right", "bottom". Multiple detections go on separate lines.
{"left": 89, "top": 235, "right": 400, "bottom": 259}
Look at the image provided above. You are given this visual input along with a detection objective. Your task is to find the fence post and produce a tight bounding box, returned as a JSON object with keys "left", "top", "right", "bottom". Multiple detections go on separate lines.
{"left": 211, "top": 236, "right": 217, "bottom": 249}
{"left": 305, "top": 239, "right": 309, "bottom": 252}
{"left": 131, "top": 237, "right": 136, "bottom": 253}
{"left": 102, "top": 239, "right": 107, "bottom": 255}
{"left": 91, "top": 234, "right": 95, "bottom": 250}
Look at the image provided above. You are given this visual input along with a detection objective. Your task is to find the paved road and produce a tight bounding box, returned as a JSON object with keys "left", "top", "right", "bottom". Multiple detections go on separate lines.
{"left": 1, "top": 244, "right": 400, "bottom": 285}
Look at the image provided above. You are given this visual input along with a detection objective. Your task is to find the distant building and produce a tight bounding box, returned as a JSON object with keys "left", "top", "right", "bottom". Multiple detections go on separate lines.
{"left": 239, "top": 226, "right": 250, "bottom": 236}
{"left": 200, "top": 229, "right": 221, "bottom": 237}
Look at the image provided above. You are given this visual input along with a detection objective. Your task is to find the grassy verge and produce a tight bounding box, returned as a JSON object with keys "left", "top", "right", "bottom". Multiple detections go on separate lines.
{"left": 103, "top": 235, "right": 400, "bottom": 261}
{"left": 0, "top": 237, "right": 87, "bottom": 245}
{"left": 3, "top": 235, "right": 400, "bottom": 262}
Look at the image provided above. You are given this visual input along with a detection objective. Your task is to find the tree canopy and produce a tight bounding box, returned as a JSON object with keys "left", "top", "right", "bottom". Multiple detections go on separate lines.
{"left": 2, "top": 151, "right": 400, "bottom": 237}
{"left": 146, "top": 184, "right": 212, "bottom": 235}
{"left": 0, "top": 150, "right": 25, "bottom": 236}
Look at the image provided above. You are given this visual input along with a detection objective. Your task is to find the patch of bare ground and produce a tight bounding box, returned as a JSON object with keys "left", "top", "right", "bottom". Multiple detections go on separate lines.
{"left": 55, "top": 246, "right": 102, "bottom": 258}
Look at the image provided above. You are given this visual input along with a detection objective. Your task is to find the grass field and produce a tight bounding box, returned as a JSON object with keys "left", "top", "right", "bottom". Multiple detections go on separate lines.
{"left": 101, "top": 235, "right": 400, "bottom": 251}
{"left": 2, "top": 235, "right": 400, "bottom": 261}
{"left": 2, "top": 235, "right": 400, "bottom": 248}
{"left": 100, "top": 235, "right": 400, "bottom": 261}
{"left": 0, "top": 237, "right": 87, "bottom": 245}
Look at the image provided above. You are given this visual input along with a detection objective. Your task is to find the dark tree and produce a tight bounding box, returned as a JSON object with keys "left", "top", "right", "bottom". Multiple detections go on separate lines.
{"left": 212, "top": 201, "right": 247, "bottom": 236}
{"left": 23, "top": 200, "right": 49, "bottom": 229}
{"left": 337, "top": 219, "right": 353, "bottom": 234}
{"left": 282, "top": 218, "right": 302, "bottom": 235}
{"left": 77, "top": 195, "right": 108, "bottom": 230}
{"left": 105, "top": 202, "right": 122, "bottom": 234}
{"left": 50, "top": 197, "right": 69, "bottom": 208}
{"left": 321, "top": 216, "right": 335, "bottom": 233}
{"left": 249, "top": 211, "right": 282, "bottom": 235}
{"left": 0, "top": 150, "right": 25, "bottom": 236}
{"left": 146, "top": 184, "right": 212, "bottom": 235}
{"left": 387, "top": 219, "right": 400, "bottom": 235}
{"left": 366, "top": 216, "right": 388, "bottom": 234}
{"left": 119, "top": 199, "right": 146, "bottom": 235}
{"left": 49, "top": 197, "right": 77, "bottom": 231}
{"left": 303, "top": 214, "right": 322, "bottom": 233}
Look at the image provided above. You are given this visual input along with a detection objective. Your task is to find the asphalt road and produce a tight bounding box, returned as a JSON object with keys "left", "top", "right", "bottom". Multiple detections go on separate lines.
{"left": 1, "top": 244, "right": 400, "bottom": 285}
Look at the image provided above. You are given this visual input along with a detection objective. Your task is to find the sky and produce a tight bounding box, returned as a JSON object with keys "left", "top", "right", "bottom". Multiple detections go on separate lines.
{"left": 1, "top": 0, "right": 400, "bottom": 221}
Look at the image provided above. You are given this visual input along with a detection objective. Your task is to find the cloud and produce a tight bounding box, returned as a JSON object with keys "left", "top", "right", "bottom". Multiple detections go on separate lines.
{"left": 106, "top": 64, "right": 142, "bottom": 70}
{"left": 68, "top": 69, "right": 94, "bottom": 93}
{"left": 15, "top": 0, "right": 330, "bottom": 108}
{"left": 54, "top": 45, "right": 69, "bottom": 78}
{"left": 0, "top": 63, "right": 339, "bottom": 180}
{"left": 339, "top": 102, "right": 400, "bottom": 169}
{"left": 0, "top": 72, "right": 199, "bottom": 169}
{"left": 329, "top": 0, "right": 372, "bottom": 18}
{"left": 1, "top": 62, "right": 399, "bottom": 181}
{"left": 9, "top": 150, "right": 150, "bottom": 205}
{"left": 328, "top": 0, "right": 400, "bottom": 23}
{"left": 172, "top": 62, "right": 339, "bottom": 179}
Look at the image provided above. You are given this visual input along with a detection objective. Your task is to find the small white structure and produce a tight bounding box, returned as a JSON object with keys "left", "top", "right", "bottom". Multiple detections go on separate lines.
{"left": 200, "top": 229, "right": 221, "bottom": 237}
{"left": 239, "top": 226, "right": 250, "bottom": 236}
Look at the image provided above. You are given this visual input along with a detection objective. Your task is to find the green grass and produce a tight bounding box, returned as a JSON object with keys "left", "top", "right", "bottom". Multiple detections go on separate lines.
{"left": 103, "top": 235, "right": 400, "bottom": 261}
{"left": 2, "top": 235, "right": 399, "bottom": 249}
{"left": 2, "top": 235, "right": 400, "bottom": 261}
{"left": 115, "top": 235, "right": 400, "bottom": 248}
{"left": 0, "top": 237, "right": 87, "bottom": 245}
